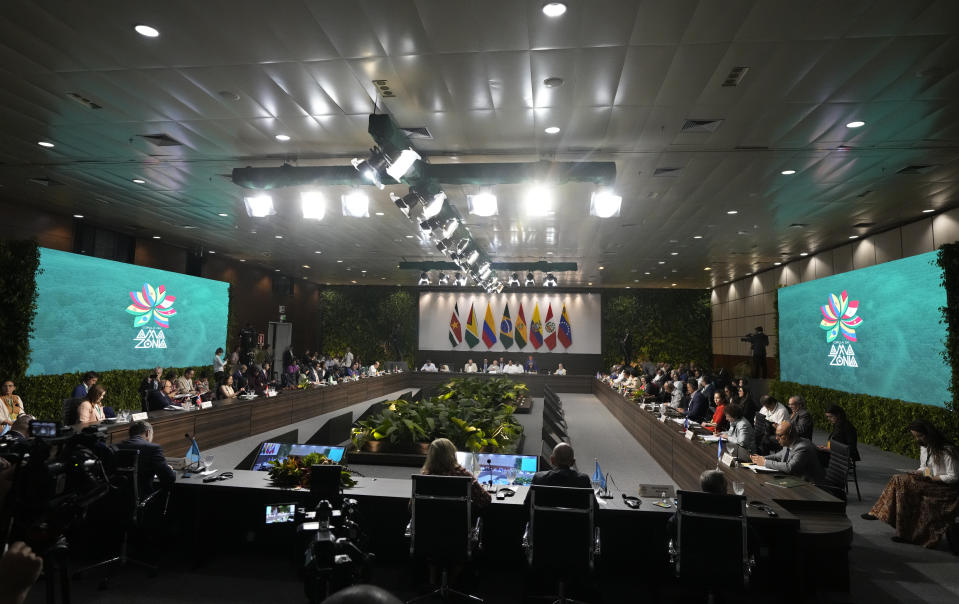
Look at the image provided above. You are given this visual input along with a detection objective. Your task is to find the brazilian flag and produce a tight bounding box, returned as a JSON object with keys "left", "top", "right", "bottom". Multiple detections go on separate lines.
{"left": 499, "top": 303, "right": 514, "bottom": 348}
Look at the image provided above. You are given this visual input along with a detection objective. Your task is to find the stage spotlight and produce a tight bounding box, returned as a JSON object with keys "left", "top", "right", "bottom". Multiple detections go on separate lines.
{"left": 508, "top": 272, "right": 521, "bottom": 287}
{"left": 477, "top": 262, "right": 492, "bottom": 279}
{"left": 590, "top": 190, "right": 622, "bottom": 218}
{"left": 438, "top": 273, "right": 450, "bottom": 285}
{"left": 244, "top": 194, "right": 275, "bottom": 217}
{"left": 420, "top": 214, "right": 458, "bottom": 239}
{"left": 385, "top": 148, "right": 421, "bottom": 181}
{"left": 300, "top": 191, "right": 326, "bottom": 220}
{"left": 491, "top": 280, "right": 504, "bottom": 294}
{"left": 418, "top": 271, "right": 431, "bottom": 286}
{"left": 467, "top": 192, "right": 498, "bottom": 217}
{"left": 464, "top": 249, "right": 480, "bottom": 265}
{"left": 351, "top": 147, "right": 389, "bottom": 189}
{"left": 525, "top": 272, "right": 536, "bottom": 286}
{"left": 454, "top": 272, "right": 468, "bottom": 286}
{"left": 524, "top": 186, "right": 553, "bottom": 216}
{"left": 544, "top": 273, "right": 557, "bottom": 287}
{"left": 341, "top": 191, "right": 370, "bottom": 217}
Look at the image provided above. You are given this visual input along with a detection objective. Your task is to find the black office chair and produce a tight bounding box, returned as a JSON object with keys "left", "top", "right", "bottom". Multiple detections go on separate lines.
{"left": 668, "top": 491, "right": 754, "bottom": 598}
{"left": 407, "top": 475, "right": 483, "bottom": 603}
{"left": 73, "top": 449, "right": 170, "bottom": 587}
{"left": 818, "top": 441, "right": 851, "bottom": 506}
{"left": 62, "top": 397, "right": 82, "bottom": 425}
{"left": 523, "top": 485, "right": 599, "bottom": 604}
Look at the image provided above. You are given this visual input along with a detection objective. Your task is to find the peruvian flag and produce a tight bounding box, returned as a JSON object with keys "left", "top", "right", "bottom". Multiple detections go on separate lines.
{"left": 544, "top": 303, "right": 557, "bottom": 350}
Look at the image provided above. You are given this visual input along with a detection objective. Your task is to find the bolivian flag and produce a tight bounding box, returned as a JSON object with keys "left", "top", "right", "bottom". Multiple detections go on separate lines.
{"left": 449, "top": 302, "right": 462, "bottom": 347}
{"left": 530, "top": 303, "right": 544, "bottom": 349}
{"left": 544, "top": 303, "right": 557, "bottom": 350}
{"left": 515, "top": 303, "right": 528, "bottom": 349}
{"left": 465, "top": 303, "right": 480, "bottom": 348}
{"left": 499, "top": 303, "right": 514, "bottom": 348}
{"left": 558, "top": 303, "right": 572, "bottom": 348}
{"left": 482, "top": 303, "right": 497, "bottom": 348}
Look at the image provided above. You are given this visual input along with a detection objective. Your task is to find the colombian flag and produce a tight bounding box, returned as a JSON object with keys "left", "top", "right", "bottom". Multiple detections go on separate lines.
{"left": 465, "top": 303, "right": 480, "bottom": 348}
{"left": 449, "top": 302, "right": 462, "bottom": 347}
{"left": 544, "top": 303, "right": 557, "bottom": 350}
{"left": 530, "top": 304, "right": 544, "bottom": 349}
{"left": 482, "top": 303, "right": 497, "bottom": 348}
{"left": 558, "top": 303, "right": 572, "bottom": 348}
{"left": 515, "top": 303, "right": 528, "bottom": 349}
{"left": 499, "top": 303, "right": 514, "bottom": 348}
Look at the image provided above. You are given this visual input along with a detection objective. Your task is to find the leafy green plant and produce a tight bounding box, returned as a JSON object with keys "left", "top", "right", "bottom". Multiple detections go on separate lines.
{"left": 266, "top": 452, "right": 356, "bottom": 489}
{"left": 937, "top": 243, "right": 959, "bottom": 413}
{"left": 0, "top": 240, "right": 41, "bottom": 381}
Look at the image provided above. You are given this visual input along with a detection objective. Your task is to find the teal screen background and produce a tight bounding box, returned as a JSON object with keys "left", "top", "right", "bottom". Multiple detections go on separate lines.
{"left": 27, "top": 248, "right": 229, "bottom": 376}
{"left": 778, "top": 251, "right": 950, "bottom": 407}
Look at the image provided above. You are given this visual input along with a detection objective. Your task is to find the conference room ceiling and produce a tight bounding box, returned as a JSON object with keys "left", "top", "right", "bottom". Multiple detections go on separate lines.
{"left": 1, "top": 0, "right": 958, "bottom": 288}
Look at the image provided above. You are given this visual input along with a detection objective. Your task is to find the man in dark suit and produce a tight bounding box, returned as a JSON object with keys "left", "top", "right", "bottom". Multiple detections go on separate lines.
{"left": 116, "top": 420, "right": 175, "bottom": 497}
{"left": 787, "top": 395, "right": 814, "bottom": 441}
{"left": 531, "top": 443, "right": 591, "bottom": 488}
{"left": 147, "top": 380, "right": 176, "bottom": 411}
{"left": 678, "top": 379, "right": 709, "bottom": 423}
{"left": 750, "top": 421, "right": 824, "bottom": 483}
{"left": 524, "top": 355, "right": 538, "bottom": 373}
{"left": 72, "top": 371, "right": 98, "bottom": 399}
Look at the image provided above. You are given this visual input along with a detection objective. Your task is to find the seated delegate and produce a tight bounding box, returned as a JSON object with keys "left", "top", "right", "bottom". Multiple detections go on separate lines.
{"left": 531, "top": 443, "right": 591, "bottom": 488}
{"left": 420, "top": 438, "right": 491, "bottom": 507}
{"left": 464, "top": 359, "right": 478, "bottom": 373}
{"left": 720, "top": 403, "right": 755, "bottom": 453}
{"left": 420, "top": 360, "right": 438, "bottom": 372}
{"left": 749, "top": 421, "right": 824, "bottom": 483}
{"left": 554, "top": 363, "right": 566, "bottom": 376}
{"left": 147, "top": 380, "right": 176, "bottom": 411}
{"left": 76, "top": 384, "right": 107, "bottom": 424}
{"left": 862, "top": 419, "right": 958, "bottom": 550}
{"left": 787, "top": 395, "right": 814, "bottom": 441}
{"left": 820, "top": 404, "right": 860, "bottom": 462}
{"left": 117, "top": 420, "right": 176, "bottom": 497}
{"left": 1, "top": 380, "right": 26, "bottom": 424}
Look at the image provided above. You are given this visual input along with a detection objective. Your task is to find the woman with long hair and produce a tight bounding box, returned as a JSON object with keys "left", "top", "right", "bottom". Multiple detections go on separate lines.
{"left": 76, "top": 384, "right": 107, "bottom": 424}
{"left": 820, "top": 404, "right": 860, "bottom": 462}
{"left": 421, "top": 438, "right": 490, "bottom": 507}
{"left": 862, "top": 419, "right": 958, "bottom": 550}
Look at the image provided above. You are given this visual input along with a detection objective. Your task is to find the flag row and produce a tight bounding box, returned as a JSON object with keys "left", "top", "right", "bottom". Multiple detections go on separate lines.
{"left": 448, "top": 301, "right": 572, "bottom": 350}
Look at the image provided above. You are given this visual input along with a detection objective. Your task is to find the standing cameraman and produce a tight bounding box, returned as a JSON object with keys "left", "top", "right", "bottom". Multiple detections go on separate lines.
{"left": 742, "top": 326, "right": 769, "bottom": 379}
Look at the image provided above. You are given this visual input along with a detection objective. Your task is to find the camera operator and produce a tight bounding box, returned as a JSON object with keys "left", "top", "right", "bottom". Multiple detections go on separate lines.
{"left": 741, "top": 326, "right": 769, "bottom": 378}
{"left": 0, "top": 448, "right": 42, "bottom": 604}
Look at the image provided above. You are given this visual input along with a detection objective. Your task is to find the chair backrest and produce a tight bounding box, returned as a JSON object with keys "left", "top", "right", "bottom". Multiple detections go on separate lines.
{"left": 675, "top": 491, "right": 749, "bottom": 585}
{"left": 410, "top": 475, "right": 473, "bottom": 562}
{"left": 114, "top": 448, "right": 141, "bottom": 520}
{"left": 62, "top": 397, "right": 82, "bottom": 425}
{"left": 822, "top": 441, "right": 850, "bottom": 492}
{"left": 310, "top": 464, "right": 343, "bottom": 507}
{"left": 528, "top": 485, "right": 596, "bottom": 572}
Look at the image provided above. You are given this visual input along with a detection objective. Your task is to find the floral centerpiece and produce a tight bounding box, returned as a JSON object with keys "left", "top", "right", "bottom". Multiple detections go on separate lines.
{"left": 266, "top": 452, "right": 357, "bottom": 489}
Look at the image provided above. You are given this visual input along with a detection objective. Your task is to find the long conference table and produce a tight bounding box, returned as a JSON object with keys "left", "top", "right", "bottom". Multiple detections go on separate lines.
{"left": 93, "top": 372, "right": 849, "bottom": 595}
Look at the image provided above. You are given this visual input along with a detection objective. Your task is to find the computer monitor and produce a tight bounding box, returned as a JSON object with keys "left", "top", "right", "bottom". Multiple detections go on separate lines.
{"left": 251, "top": 442, "right": 346, "bottom": 471}
{"left": 456, "top": 451, "right": 538, "bottom": 486}
{"left": 264, "top": 503, "right": 297, "bottom": 524}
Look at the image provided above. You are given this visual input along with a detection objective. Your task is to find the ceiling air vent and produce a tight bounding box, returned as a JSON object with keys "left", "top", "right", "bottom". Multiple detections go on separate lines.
{"left": 400, "top": 126, "right": 433, "bottom": 140}
{"left": 28, "top": 177, "right": 64, "bottom": 187}
{"left": 897, "top": 164, "right": 936, "bottom": 175}
{"left": 852, "top": 221, "right": 874, "bottom": 228}
{"left": 653, "top": 167, "right": 682, "bottom": 177}
{"left": 680, "top": 119, "right": 723, "bottom": 133}
{"left": 65, "top": 92, "right": 102, "bottom": 110}
{"left": 139, "top": 133, "right": 184, "bottom": 147}
{"left": 788, "top": 223, "right": 807, "bottom": 228}
{"left": 722, "top": 66, "right": 750, "bottom": 87}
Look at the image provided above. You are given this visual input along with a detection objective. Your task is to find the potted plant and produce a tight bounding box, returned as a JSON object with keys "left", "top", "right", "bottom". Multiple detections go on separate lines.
{"left": 266, "top": 452, "right": 356, "bottom": 489}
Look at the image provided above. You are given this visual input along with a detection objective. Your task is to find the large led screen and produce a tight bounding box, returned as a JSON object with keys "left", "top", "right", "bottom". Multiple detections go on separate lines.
{"left": 778, "top": 251, "right": 949, "bottom": 407}
{"left": 27, "top": 248, "right": 229, "bottom": 376}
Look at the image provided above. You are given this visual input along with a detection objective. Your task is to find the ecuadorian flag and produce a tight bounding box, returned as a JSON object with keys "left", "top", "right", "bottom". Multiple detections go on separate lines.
{"left": 499, "top": 303, "right": 514, "bottom": 348}
{"left": 482, "top": 303, "right": 497, "bottom": 348}
{"left": 515, "top": 303, "right": 528, "bottom": 348}
{"left": 465, "top": 303, "right": 480, "bottom": 348}
{"left": 530, "top": 303, "right": 544, "bottom": 349}
{"left": 558, "top": 303, "right": 572, "bottom": 348}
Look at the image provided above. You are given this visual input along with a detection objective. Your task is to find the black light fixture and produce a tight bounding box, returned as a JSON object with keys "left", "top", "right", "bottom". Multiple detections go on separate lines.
{"left": 438, "top": 273, "right": 450, "bottom": 285}
{"left": 454, "top": 272, "right": 468, "bottom": 286}
{"left": 418, "top": 271, "right": 430, "bottom": 286}
{"left": 351, "top": 147, "right": 390, "bottom": 189}
{"left": 525, "top": 272, "right": 536, "bottom": 287}
{"left": 508, "top": 272, "right": 521, "bottom": 287}
{"left": 544, "top": 273, "right": 557, "bottom": 287}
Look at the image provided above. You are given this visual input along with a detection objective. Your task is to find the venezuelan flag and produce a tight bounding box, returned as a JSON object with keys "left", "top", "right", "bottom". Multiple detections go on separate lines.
{"left": 558, "top": 303, "right": 572, "bottom": 348}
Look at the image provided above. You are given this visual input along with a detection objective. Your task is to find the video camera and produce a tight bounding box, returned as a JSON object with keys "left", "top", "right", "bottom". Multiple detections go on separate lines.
{"left": 297, "top": 497, "right": 373, "bottom": 602}
{"left": 0, "top": 422, "right": 114, "bottom": 554}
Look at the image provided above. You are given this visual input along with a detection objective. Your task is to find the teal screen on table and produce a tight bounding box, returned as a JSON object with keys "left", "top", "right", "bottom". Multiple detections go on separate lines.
{"left": 777, "top": 251, "right": 949, "bottom": 407}
{"left": 27, "top": 248, "right": 229, "bottom": 376}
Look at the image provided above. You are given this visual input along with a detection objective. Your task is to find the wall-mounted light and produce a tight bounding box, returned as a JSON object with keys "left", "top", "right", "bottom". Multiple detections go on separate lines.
{"left": 244, "top": 194, "right": 275, "bottom": 217}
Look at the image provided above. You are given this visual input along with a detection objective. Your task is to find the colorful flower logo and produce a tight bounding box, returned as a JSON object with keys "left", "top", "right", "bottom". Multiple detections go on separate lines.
{"left": 126, "top": 283, "right": 177, "bottom": 328}
{"left": 819, "top": 290, "right": 862, "bottom": 342}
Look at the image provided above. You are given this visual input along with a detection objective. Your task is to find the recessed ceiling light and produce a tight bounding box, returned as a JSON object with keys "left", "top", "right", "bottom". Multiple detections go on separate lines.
{"left": 302, "top": 264, "right": 310, "bottom": 269}
{"left": 544, "top": 126, "right": 561, "bottom": 134}
{"left": 846, "top": 121, "right": 865, "bottom": 128}
{"left": 849, "top": 235, "right": 859, "bottom": 239}
{"left": 336, "top": 260, "right": 343, "bottom": 263}
{"left": 658, "top": 261, "right": 665, "bottom": 265}
{"left": 781, "top": 169, "right": 796, "bottom": 175}
{"left": 351, "top": 280, "right": 357, "bottom": 284}
{"left": 217, "top": 212, "right": 229, "bottom": 217}
{"left": 274, "top": 269, "right": 280, "bottom": 272}
{"left": 375, "top": 211, "right": 385, "bottom": 216}
{"left": 361, "top": 270, "right": 367, "bottom": 273}
{"left": 704, "top": 267, "right": 711, "bottom": 271}
{"left": 405, "top": 234, "right": 414, "bottom": 238}
{"left": 671, "top": 283, "right": 677, "bottom": 287}
{"left": 800, "top": 252, "right": 809, "bottom": 257}
{"left": 274, "top": 134, "right": 290, "bottom": 142}
{"left": 134, "top": 24, "right": 160, "bottom": 38}
{"left": 542, "top": 2, "right": 567, "bottom": 17}
{"left": 72, "top": 214, "right": 84, "bottom": 219}
{"left": 693, "top": 235, "right": 703, "bottom": 239}
{"left": 132, "top": 178, "right": 146, "bottom": 184}
{"left": 625, "top": 286, "right": 630, "bottom": 289}
{"left": 380, "top": 277, "right": 386, "bottom": 280}
{"left": 774, "top": 262, "right": 782, "bottom": 266}
{"left": 208, "top": 250, "right": 215, "bottom": 254}
{"left": 598, "top": 266, "right": 605, "bottom": 270}
{"left": 922, "top": 209, "right": 935, "bottom": 213}
{"left": 670, "top": 252, "right": 679, "bottom": 256}
{"left": 644, "top": 272, "right": 650, "bottom": 275}
{"left": 274, "top": 234, "right": 283, "bottom": 239}
{"left": 588, "top": 282, "right": 593, "bottom": 286}
{"left": 726, "top": 210, "right": 738, "bottom": 215}
{"left": 239, "top": 259, "right": 245, "bottom": 262}
{"left": 152, "top": 235, "right": 161, "bottom": 239}
{"left": 37, "top": 141, "right": 55, "bottom": 148}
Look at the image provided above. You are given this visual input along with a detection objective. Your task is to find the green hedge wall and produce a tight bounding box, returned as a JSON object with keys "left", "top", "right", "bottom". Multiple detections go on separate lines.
{"left": 602, "top": 289, "right": 712, "bottom": 369}
{"left": 315, "top": 287, "right": 417, "bottom": 367}
{"left": 769, "top": 380, "right": 959, "bottom": 458}
{"left": 0, "top": 240, "right": 41, "bottom": 380}
{"left": 14, "top": 365, "right": 216, "bottom": 422}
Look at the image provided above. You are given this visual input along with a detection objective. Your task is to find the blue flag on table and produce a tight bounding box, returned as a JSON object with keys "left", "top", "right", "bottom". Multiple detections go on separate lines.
{"left": 684, "top": 417, "right": 689, "bottom": 431}
{"left": 186, "top": 438, "right": 201, "bottom": 466}
{"left": 717, "top": 437, "right": 724, "bottom": 461}
{"left": 592, "top": 459, "right": 607, "bottom": 491}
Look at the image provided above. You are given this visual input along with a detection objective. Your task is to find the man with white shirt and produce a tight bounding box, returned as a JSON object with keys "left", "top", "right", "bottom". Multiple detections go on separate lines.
{"left": 554, "top": 363, "right": 567, "bottom": 376}
{"left": 343, "top": 348, "right": 354, "bottom": 368}
{"left": 368, "top": 361, "right": 380, "bottom": 376}
{"left": 464, "top": 359, "right": 478, "bottom": 373}
{"left": 487, "top": 360, "right": 500, "bottom": 373}
{"left": 503, "top": 360, "right": 521, "bottom": 374}
{"left": 421, "top": 360, "right": 438, "bottom": 372}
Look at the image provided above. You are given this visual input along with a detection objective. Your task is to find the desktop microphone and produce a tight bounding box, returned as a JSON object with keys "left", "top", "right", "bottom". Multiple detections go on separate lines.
{"left": 486, "top": 458, "right": 494, "bottom": 491}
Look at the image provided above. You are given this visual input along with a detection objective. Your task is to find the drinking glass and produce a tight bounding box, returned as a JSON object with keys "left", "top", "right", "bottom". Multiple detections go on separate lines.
{"left": 733, "top": 481, "right": 745, "bottom": 496}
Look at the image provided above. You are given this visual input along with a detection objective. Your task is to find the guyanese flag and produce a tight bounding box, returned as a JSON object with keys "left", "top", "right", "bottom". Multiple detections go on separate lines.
{"left": 465, "top": 303, "right": 480, "bottom": 348}
{"left": 449, "top": 302, "right": 462, "bottom": 347}
{"left": 558, "top": 303, "right": 572, "bottom": 348}
{"left": 482, "top": 303, "right": 497, "bottom": 348}
{"left": 530, "top": 303, "right": 544, "bottom": 349}
{"left": 499, "top": 303, "right": 514, "bottom": 348}
{"left": 543, "top": 303, "right": 557, "bottom": 350}
{"left": 515, "top": 303, "right": 528, "bottom": 349}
